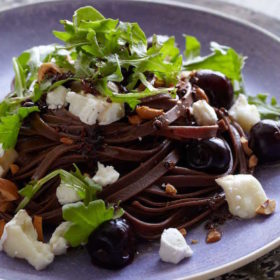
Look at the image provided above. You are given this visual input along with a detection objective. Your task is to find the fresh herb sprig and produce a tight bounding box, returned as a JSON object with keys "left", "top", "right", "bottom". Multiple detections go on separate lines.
{"left": 63, "top": 200, "right": 124, "bottom": 247}
{"left": 16, "top": 164, "right": 101, "bottom": 212}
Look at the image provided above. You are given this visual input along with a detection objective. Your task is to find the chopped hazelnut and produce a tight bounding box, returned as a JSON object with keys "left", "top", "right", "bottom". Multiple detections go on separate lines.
{"left": 165, "top": 183, "right": 177, "bottom": 196}
{"left": 33, "top": 216, "right": 44, "bottom": 242}
{"left": 191, "top": 239, "right": 198, "bottom": 244}
{"left": 256, "top": 199, "right": 276, "bottom": 215}
{"left": 206, "top": 229, "right": 222, "bottom": 243}
{"left": 240, "top": 136, "right": 253, "bottom": 156}
{"left": 178, "top": 228, "right": 187, "bottom": 237}
{"left": 248, "top": 154, "right": 258, "bottom": 169}
{"left": 38, "top": 63, "right": 62, "bottom": 83}
{"left": 9, "top": 164, "right": 19, "bottom": 175}
{"left": 136, "top": 106, "right": 163, "bottom": 120}
{"left": 0, "top": 219, "right": 5, "bottom": 238}
{"left": 128, "top": 115, "right": 142, "bottom": 125}
{"left": 194, "top": 86, "right": 209, "bottom": 103}
{"left": 60, "top": 137, "right": 74, "bottom": 145}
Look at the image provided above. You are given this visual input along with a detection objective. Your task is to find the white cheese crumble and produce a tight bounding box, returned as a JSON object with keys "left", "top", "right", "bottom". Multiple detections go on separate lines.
{"left": 49, "top": 222, "right": 71, "bottom": 255}
{"left": 229, "top": 94, "right": 260, "bottom": 132}
{"left": 92, "top": 162, "right": 120, "bottom": 186}
{"left": 216, "top": 174, "right": 268, "bottom": 219}
{"left": 0, "top": 210, "right": 54, "bottom": 270}
{"left": 192, "top": 100, "right": 218, "bottom": 126}
{"left": 66, "top": 92, "right": 124, "bottom": 126}
{"left": 159, "top": 228, "right": 193, "bottom": 264}
{"left": 46, "top": 86, "right": 68, "bottom": 110}
{"left": 56, "top": 183, "right": 81, "bottom": 205}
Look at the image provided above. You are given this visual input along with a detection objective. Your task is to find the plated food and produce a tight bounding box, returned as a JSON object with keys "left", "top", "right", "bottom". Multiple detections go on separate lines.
{"left": 0, "top": 5, "right": 279, "bottom": 271}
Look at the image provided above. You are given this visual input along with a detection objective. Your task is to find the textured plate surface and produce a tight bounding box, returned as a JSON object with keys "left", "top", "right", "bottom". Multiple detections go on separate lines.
{"left": 0, "top": 1, "right": 280, "bottom": 279}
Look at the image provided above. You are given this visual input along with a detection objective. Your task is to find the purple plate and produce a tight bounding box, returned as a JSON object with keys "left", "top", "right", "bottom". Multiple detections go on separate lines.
{"left": 1, "top": 1, "right": 280, "bottom": 279}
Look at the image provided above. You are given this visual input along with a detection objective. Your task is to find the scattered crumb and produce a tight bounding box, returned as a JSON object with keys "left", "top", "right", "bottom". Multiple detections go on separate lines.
{"left": 178, "top": 228, "right": 187, "bottom": 237}
{"left": 256, "top": 199, "right": 276, "bottom": 215}
{"left": 9, "top": 164, "right": 19, "bottom": 175}
{"left": 191, "top": 239, "right": 198, "bottom": 244}
{"left": 60, "top": 137, "right": 74, "bottom": 145}
{"left": 165, "top": 183, "right": 177, "bottom": 196}
{"left": 248, "top": 154, "right": 258, "bottom": 169}
{"left": 206, "top": 229, "right": 222, "bottom": 243}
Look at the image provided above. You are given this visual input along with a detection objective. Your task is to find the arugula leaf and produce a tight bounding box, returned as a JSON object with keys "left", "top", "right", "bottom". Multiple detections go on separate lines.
{"left": 0, "top": 106, "right": 39, "bottom": 149}
{"left": 184, "top": 35, "right": 201, "bottom": 61}
{"left": 184, "top": 36, "right": 245, "bottom": 91}
{"left": 12, "top": 57, "right": 26, "bottom": 97}
{"left": 73, "top": 6, "right": 105, "bottom": 27}
{"left": 248, "top": 93, "right": 280, "bottom": 120}
{"left": 13, "top": 45, "right": 57, "bottom": 96}
{"left": 16, "top": 165, "right": 101, "bottom": 212}
{"left": 63, "top": 200, "right": 124, "bottom": 247}
{"left": 52, "top": 7, "right": 181, "bottom": 107}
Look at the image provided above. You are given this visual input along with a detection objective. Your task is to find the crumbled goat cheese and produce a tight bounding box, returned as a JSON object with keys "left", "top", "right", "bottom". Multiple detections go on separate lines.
{"left": 229, "top": 94, "right": 260, "bottom": 132}
{"left": 0, "top": 148, "right": 18, "bottom": 178}
{"left": 49, "top": 222, "right": 71, "bottom": 255}
{"left": 98, "top": 102, "right": 125, "bottom": 125}
{"left": 216, "top": 174, "right": 268, "bottom": 219}
{"left": 46, "top": 86, "right": 68, "bottom": 109}
{"left": 56, "top": 183, "right": 81, "bottom": 205}
{"left": 66, "top": 92, "right": 124, "bottom": 125}
{"left": 159, "top": 228, "right": 193, "bottom": 264}
{"left": 192, "top": 100, "right": 218, "bottom": 126}
{"left": 92, "top": 162, "right": 120, "bottom": 186}
{"left": 0, "top": 210, "right": 54, "bottom": 270}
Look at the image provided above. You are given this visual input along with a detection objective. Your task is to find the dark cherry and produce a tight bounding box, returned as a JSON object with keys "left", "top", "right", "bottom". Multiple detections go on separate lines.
{"left": 184, "top": 137, "right": 231, "bottom": 174}
{"left": 86, "top": 218, "right": 135, "bottom": 270}
{"left": 249, "top": 119, "right": 280, "bottom": 163}
{"left": 190, "top": 70, "right": 234, "bottom": 109}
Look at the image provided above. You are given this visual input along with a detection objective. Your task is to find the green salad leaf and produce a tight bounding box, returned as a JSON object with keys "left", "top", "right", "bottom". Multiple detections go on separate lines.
{"left": 183, "top": 35, "right": 245, "bottom": 92}
{"left": 63, "top": 199, "right": 124, "bottom": 247}
{"left": 184, "top": 35, "right": 201, "bottom": 61}
{"left": 52, "top": 6, "right": 181, "bottom": 108}
{"left": 16, "top": 164, "right": 101, "bottom": 212}
{"left": 248, "top": 93, "right": 280, "bottom": 120}
{"left": 0, "top": 106, "right": 39, "bottom": 150}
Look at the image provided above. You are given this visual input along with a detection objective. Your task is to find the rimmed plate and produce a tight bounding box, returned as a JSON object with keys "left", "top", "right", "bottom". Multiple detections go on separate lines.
{"left": 0, "top": 1, "right": 280, "bottom": 279}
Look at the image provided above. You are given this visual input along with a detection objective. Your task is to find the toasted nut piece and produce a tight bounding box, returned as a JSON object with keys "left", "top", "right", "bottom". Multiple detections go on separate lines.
{"left": 249, "top": 154, "right": 258, "bottom": 169}
{"left": 194, "top": 86, "right": 209, "bottom": 103}
{"left": 10, "top": 164, "right": 20, "bottom": 175}
{"left": 178, "top": 228, "right": 187, "bottom": 237}
{"left": 136, "top": 106, "right": 163, "bottom": 120}
{"left": 256, "top": 199, "right": 276, "bottom": 215}
{"left": 206, "top": 229, "right": 222, "bottom": 243}
{"left": 0, "top": 149, "right": 18, "bottom": 177}
{"left": 240, "top": 137, "right": 253, "bottom": 156}
{"left": 38, "top": 63, "right": 62, "bottom": 83}
{"left": 128, "top": 115, "right": 142, "bottom": 125}
{"left": 165, "top": 183, "right": 177, "bottom": 196}
{"left": 0, "top": 178, "right": 19, "bottom": 201}
{"left": 191, "top": 239, "right": 198, "bottom": 244}
{"left": 33, "top": 216, "right": 44, "bottom": 242}
{"left": 0, "top": 220, "right": 5, "bottom": 238}
{"left": 60, "top": 137, "right": 74, "bottom": 145}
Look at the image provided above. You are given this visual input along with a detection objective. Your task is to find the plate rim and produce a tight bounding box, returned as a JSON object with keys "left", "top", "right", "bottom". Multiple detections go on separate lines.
{"left": 1, "top": 1, "right": 280, "bottom": 280}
